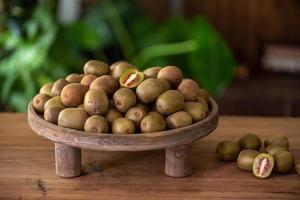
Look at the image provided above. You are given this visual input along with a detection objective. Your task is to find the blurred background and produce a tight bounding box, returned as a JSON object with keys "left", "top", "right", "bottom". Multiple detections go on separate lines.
{"left": 0, "top": 0, "right": 299, "bottom": 116}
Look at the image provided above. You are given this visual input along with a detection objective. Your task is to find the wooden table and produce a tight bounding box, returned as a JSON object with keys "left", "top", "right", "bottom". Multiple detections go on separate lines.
{"left": 0, "top": 114, "right": 299, "bottom": 199}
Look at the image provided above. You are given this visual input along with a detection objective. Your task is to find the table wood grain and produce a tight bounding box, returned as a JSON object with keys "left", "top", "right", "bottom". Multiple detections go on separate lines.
{"left": 0, "top": 113, "right": 299, "bottom": 200}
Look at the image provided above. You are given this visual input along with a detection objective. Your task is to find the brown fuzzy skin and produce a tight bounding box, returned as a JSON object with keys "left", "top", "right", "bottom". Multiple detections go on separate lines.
{"left": 51, "top": 79, "right": 69, "bottom": 97}
{"left": 177, "top": 79, "right": 200, "bottom": 101}
{"left": 66, "top": 73, "right": 84, "bottom": 83}
{"left": 125, "top": 106, "right": 147, "bottom": 127}
{"left": 136, "top": 78, "right": 164, "bottom": 103}
{"left": 143, "top": 67, "right": 162, "bottom": 79}
{"left": 158, "top": 79, "right": 171, "bottom": 92}
{"left": 44, "top": 96, "right": 65, "bottom": 111}
{"left": 273, "top": 150, "right": 294, "bottom": 174}
{"left": 39, "top": 83, "right": 53, "bottom": 96}
{"left": 44, "top": 106, "right": 64, "bottom": 124}
{"left": 32, "top": 94, "right": 51, "bottom": 113}
{"left": 110, "top": 60, "right": 131, "bottom": 71}
{"left": 183, "top": 102, "right": 208, "bottom": 122}
{"left": 80, "top": 74, "right": 98, "bottom": 86}
{"left": 105, "top": 108, "right": 122, "bottom": 124}
{"left": 112, "top": 118, "right": 135, "bottom": 134}
{"left": 84, "top": 115, "right": 109, "bottom": 133}
{"left": 84, "top": 89, "right": 109, "bottom": 115}
{"left": 58, "top": 108, "right": 88, "bottom": 131}
{"left": 156, "top": 90, "right": 184, "bottom": 115}
{"left": 197, "top": 89, "right": 210, "bottom": 102}
{"left": 157, "top": 66, "right": 183, "bottom": 88}
{"left": 136, "top": 102, "right": 151, "bottom": 112}
{"left": 113, "top": 88, "right": 136, "bottom": 113}
{"left": 195, "top": 96, "right": 209, "bottom": 110}
{"left": 90, "top": 75, "right": 119, "bottom": 96}
{"left": 140, "top": 113, "right": 166, "bottom": 133}
{"left": 83, "top": 60, "right": 110, "bottom": 76}
{"left": 111, "top": 62, "right": 135, "bottom": 79}
{"left": 166, "top": 111, "right": 192, "bottom": 129}
{"left": 61, "top": 83, "right": 89, "bottom": 107}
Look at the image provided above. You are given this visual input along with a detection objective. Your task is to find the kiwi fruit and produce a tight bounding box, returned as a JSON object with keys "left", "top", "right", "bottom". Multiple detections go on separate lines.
{"left": 238, "top": 133, "right": 261, "bottom": 150}
{"left": 273, "top": 150, "right": 294, "bottom": 174}
{"left": 80, "top": 74, "right": 98, "bottom": 86}
{"left": 44, "top": 106, "right": 64, "bottom": 124}
{"left": 158, "top": 79, "right": 171, "bottom": 92}
{"left": 252, "top": 153, "right": 274, "bottom": 178}
{"left": 83, "top": 60, "right": 110, "bottom": 76}
{"left": 143, "top": 67, "right": 162, "bottom": 78}
{"left": 157, "top": 66, "right": 183, "bottom": 88}
{"left": 90, "top": 75, "right": 119, "bottom": 96}
{"left": 166, "top": 111, "right": 192, "bottom": 129}
{"left": 216, "top": 141, "right": 240, "bottom": 161}
{"left": 195, "top": 96, "right": 209, "bottom": 111}
{"left": 136, "top": 78, "right": 164, "bottom": 103}
{"left": 265, "top": 145, "right": 288, "bottom": 155}
{"left": 32, "top": 94, "right": 51, "bottom": 113}
{"left": 84, "top": 115, "right": 109, "bottom": 133}
{"left": 237, "top": 149, "right": 259, "bottom": 171}
{"left": 105, "top": 108, "right": 122, "bottom": 124}
{"left": 61, "top": 83, "right": 89, "bottom": 107}
{"left": 119, "top": 68, "right": 144, "bottom": 88}
{"left": 110, "top": 60, "right": 132, "bottom": 71}
{"left": 113, "top": 88, "right": 136, "bottom": 113}
{"left": 136, "top": 102, "right": 151, "bottom": 112}
{"left": 51, "top": 79, "right": 69, "bottom": 97}
{"left": 177, "top": 79, "right": 199, "bottom": 101}
{"left": 112, "top": 61, "right": 135, "bottom": 79}
{"left": 84, "top": 89, "right": 109, "bottom": 115}
{"left": 296, "top": 160, "right": 300, "bottom": 175}
{"left": 140, "top": 113, "right": 166, "bottom": 133}
{"left": 147, "top": 111, "right": 164, "bottom": 120}
{"left": 112, "top": 118, "right": 135, "bottom": 134}
{"left": 66, "top": 73, "right": 84, "bottom": 83}
{"left": 183, "top": 102, "right": 208, "bottom": 122}
{"left": 58, "top": 108, "right": 88, "bottom": 130}
{"left": 156, "top": 90, "right": 184, "bottom": 115}
{"left": 39, "top": 83, "right": 53, "bottom": 96}
{"left": 44, "top": 96, "right": 65, "bottom": 111}
{"left": 125, "top": 106, "right": 146, "bottom": 127}
{"left": 197, "top": 89, "right": 210, "bottom": 102}
{"left": 264, "top": 135, "right": 289, "bottom": 148}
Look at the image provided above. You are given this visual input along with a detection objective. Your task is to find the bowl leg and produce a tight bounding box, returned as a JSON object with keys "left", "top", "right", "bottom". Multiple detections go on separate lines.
{"left": 55, "top": 142, "right": 81, "bottom": 178}
{"left": 165, "top": 143, "right": 192, "bottom": 177}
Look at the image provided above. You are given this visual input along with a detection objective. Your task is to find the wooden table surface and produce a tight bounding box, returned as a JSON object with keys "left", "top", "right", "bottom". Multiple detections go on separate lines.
{"left": 0, "top": 113, "right": 299, "bottom": 200}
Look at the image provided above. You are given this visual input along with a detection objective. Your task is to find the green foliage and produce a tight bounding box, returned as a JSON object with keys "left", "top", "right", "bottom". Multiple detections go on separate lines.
{"left": 0, "top": 0, "right": 236, "bottom": 112}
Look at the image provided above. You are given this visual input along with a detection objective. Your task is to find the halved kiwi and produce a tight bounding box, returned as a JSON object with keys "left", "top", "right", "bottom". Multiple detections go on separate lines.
{"left": 119, "top": 68, "right": 144, "bottom": 88}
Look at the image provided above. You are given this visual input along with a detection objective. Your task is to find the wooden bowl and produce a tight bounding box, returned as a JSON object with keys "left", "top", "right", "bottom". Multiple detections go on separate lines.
{"left": 28, "top": 98, "right": 218, "bottom": 178}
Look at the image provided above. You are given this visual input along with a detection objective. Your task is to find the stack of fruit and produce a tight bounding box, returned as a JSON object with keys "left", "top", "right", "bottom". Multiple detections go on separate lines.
{"left": 217, "top": 134, "right": 300, "bottom": 178}
{"left": 32, "top": 60, "right": 210, "bottom": 134}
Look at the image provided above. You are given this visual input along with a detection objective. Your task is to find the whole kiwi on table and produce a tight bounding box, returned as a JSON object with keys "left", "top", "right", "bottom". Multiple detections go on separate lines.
{"left": 217, "top": 133, "right": 298, "bottom": 179}
{"left": 32, "top": 60, "right": 211, "bottom": 134}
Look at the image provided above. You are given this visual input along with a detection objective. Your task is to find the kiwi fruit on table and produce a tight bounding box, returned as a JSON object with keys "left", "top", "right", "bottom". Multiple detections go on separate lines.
{"left": 33, "top": 60, "right": 213, "bottom": 134}
{"left": 39, "top": 83, "right": 53, "bottom": 96}
{"left": 273, "top": 150, "right": 294, "bottom": 174}
{"left": 238, "top": 133, "right": 261, "bottom": 150}
{"left": 237, "top": 149, "right": 259, "bottom": 171}
{"left": 90, "top": 75, "right": 119, "bottom": 96}
{"left": 252, "top": 153, "right": 274, "bottom": 179}
{"left": 61, "top": 83, "right": 89, "bottom": 107}
{"left": 143, "top": 67, "right": 162, "bottom": 79}
{"left": 216, "top": 141, "right": 240, "bottom": 161}
{"left": 83, "top": 60, "right": 110, "bottom": 76}
{"left": 264, "top": 135, "right": 289, "bottom": 148}
{"left": 157, "top": 66, "right": 183, "bottom": 88}
{"left": 156, "top": 90, "right": 184, "bottom": 115}
{"left": 84, "top": 115, "right": 109, "bottom": 133}
{"left": 51, "top": 79, "right": 69, "bottom": 97}
{"left": 84, "top": 89, "right": 109, "bottom": 115}
{"left": 80, "top": 74, "right": 98, "bottom": 86}
{"left": 265, "top": 145, "right": 288, "bottom": 155}
{"left": 112, "top": 118, "right": 135, "bottom": 134}
{"left": 32, "top": 94, "right": 51, "bottom": 113}
{"left": 66, "top": 73, "right": 84, "bottom": 83}
{"left": 177, "top": 79, "right": 199, "bottom": 101}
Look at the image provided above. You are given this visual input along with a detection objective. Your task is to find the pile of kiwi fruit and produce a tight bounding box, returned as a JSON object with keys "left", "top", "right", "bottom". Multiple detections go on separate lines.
{"left": 32, "top": 60, "right": 211, "bottom": 134}
{"left": 216, "top": 134, "right": 300, "bottom": 178}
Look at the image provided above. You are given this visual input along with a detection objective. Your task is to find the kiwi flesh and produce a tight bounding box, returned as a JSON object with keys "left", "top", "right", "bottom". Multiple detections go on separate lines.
{"left": 252, "top": 153, "right": 274, "bottom": 178}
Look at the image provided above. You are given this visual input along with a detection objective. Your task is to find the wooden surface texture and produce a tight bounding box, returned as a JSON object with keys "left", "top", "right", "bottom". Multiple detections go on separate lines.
{"left": 0, "top": 113, "right": 299, "bottom": 199}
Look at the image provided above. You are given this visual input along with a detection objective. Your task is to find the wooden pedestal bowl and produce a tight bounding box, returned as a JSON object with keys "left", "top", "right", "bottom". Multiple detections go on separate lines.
{"left": 27, "top": 98, "right": 218, "bottom": 178}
